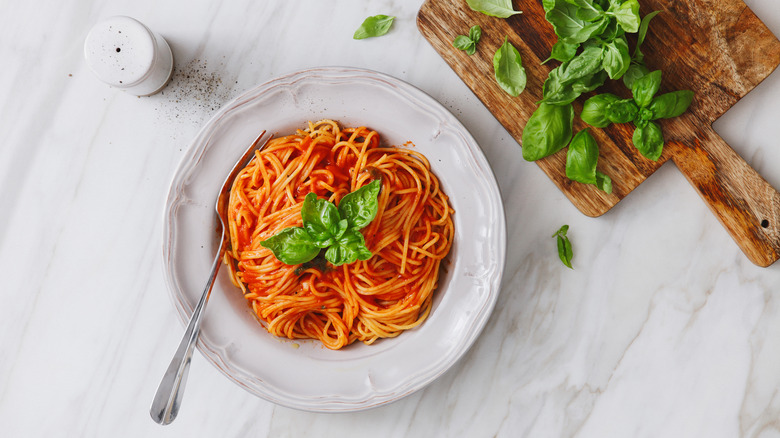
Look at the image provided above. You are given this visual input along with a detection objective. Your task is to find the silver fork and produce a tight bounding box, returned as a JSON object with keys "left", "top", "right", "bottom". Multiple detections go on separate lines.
{"left": 150, "top": 131, "right": 273, "bottom": 425}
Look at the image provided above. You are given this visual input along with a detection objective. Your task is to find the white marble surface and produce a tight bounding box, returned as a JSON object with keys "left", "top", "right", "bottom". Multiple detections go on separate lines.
{"left": 2, "top": 0, "right": 780, "bottom": 436}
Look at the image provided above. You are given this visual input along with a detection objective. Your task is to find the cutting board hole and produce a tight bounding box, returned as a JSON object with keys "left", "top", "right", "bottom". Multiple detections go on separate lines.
{"left": 761, "top": 219, "right": 769, "bottom": 228}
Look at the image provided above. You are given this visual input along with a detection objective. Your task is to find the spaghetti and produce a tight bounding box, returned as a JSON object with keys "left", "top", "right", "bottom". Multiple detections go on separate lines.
{"left": 224, "top": 120, "right": 454, "bottom": 350}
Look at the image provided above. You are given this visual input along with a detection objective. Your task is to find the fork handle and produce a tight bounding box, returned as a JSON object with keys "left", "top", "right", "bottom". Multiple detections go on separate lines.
{"left": 150, "top": 243, "right": 224, "bottom": 425}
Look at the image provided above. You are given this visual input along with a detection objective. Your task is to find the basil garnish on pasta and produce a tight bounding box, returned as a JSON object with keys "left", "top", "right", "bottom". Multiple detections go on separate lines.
{"left": 261, "top": 180, "right": 381, "bottom": 266}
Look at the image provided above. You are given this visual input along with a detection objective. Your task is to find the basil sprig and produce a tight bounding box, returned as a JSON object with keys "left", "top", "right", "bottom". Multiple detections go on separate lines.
{"left": 552, "top": 225, "right": 573, "bottom": 269}
{"left": 453, "top": 25, "right": 482, "bottom": 56}
{"left": 580, "top": 70, "right": 693, "bottom": 161}
{"left": 353, "top": 15, "right": 395, "bottom": 40}
{"left": 261, "top": 180, "right": 381, "bottom": 267}
{"left": 493, "top": 37, "right": 527, "bottom": 97}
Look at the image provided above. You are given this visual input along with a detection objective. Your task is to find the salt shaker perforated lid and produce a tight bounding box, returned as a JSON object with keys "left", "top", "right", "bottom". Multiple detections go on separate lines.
{"left": 84, "top": 16, "right": 173, "bottom": 96}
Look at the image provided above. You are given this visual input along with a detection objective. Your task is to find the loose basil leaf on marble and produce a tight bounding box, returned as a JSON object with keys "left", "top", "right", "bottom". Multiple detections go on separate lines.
{"left": 581, "top": 93, "right": 620, "bottom": 128}
{"left": 353, "top": 15, "right": 395, "bottom": 40}
{"left": 605, "top": 98, "right": 639, "bottom": 124}
{"left": 552, "top": 225, "right": 574, "bottom": 269}
{"left": 648, "top": 90, "right": 694, "bottom": 119}
{"left": 522, "top": 103, "right": 574, "bottom": 161}
{"left": 493, "top": 37, "right": 527, "bottom": 97}
{"left": 632, "top": 121, "right": 665, "bottom": 161}
{"left": 466, "top": 0, "right": 522, "bottom": 17}
{"left": 324, "top": 228, "right": 373, "bottom": 266}
{"left": 601, "top": 37, "right": 631, "bottom": 79}
{"left": 622, "top": 63, "right": 650, "bottom": 89}
{"left": 631, "top": 69, "right": 662, "bottom": 107}
{"left": 611, "top": 0, "right": 640, "bottom": 33}
{"left": 260, "top": 227, "right": 320, "bottom": 265}
{"left": 338, "top": 179, "right": 382, "bottom": 230}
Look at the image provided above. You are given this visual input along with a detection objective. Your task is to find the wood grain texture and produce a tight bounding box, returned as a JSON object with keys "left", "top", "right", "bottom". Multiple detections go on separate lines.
{"left": 417, "top": 0, "right": 780, "bottom": 266}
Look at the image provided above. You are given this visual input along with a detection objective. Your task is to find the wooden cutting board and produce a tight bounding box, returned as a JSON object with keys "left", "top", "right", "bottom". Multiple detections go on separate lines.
{"left": 417, "top": 0, "right": 780, "bottom": 266}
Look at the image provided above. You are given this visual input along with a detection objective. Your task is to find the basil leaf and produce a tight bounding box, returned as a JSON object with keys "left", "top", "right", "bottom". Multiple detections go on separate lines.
{"left": 558, "top": 45, "right": 604, "bottom": 83}
{"left": 545, "top": 0, "right": 590, "bottom": 42}
{"left": 469, "top": 25, "right": 482, "bottom": 42}
{"left": 581, "top": 93, "right": 620, "bottom": 128}
{"left": 605, "top": 98, "right": 639, "bottom": 124}
{"left": 332, "top": 219, "right": 349, "bottom": 239}
{"left": 545, "top": 39, "right": 579, "bottom": 64}
{"left": 600, "top": 16, "right": 624, "bottom": 41}
{"left": 522, "top": 103, "right": 574, "bottom": 161}
{"left": 569, "top": 70, "right": 607, "bottom": 94}
{"left": 260, "top": 227, "right": 320, "bottom": 265}
{"left": 453, "top": 35, "right": 476, "bottom": 55}
{"left": 493, "top": 37, "right": 527, "bottom": 97}
{"left": 353, "top": 15, "right": 395, "bottom": 40}
{"left": 634, "top": 10, "right": 660, "bottom": 62}
{"left": 337, "top": 179, "right": 381, "bottom": 230}
{"left": 601, "top": 37, "right": 631, "bottom": 79}
{"left": 648, "top": 90, "right": 694, "bottom": 119}
{"left": 541, "top": 46, "right": 605, "bottom": 105}
{"left": 300, "top": 192, "right": 340, "bottom": 247}
{"left": 453, "top": 25, "right": 482, "bottom": 56}
{"left": 595, "top": 171, "right": 613, "bottom": 194}
{"left": 325, "top": 228, "right": 373, "bottom": 266}
{"left": 466, "top": 0, "right": 522, "bottom": 17}
{"left": 566, "top": 0, "right": 604, "bottom": 22}
{"left": 565, "top": 128, "right": 599, "bottom": 185}
{"left": 571, "top": 17, "right": 609, "bottom": 43}
{"left": 552, "top": 225, "right": 573, "bottom": 269}
{"left": 631, "top": 69, "right": 662, "bottom": 107}
{"left": 632, "top": 121, "right": 664, "bottom": 161}
{"left": 541, "top": 67, "right": 580, "bottom": 105}
{"left": 611, "top": 0, "right": 640, "bottom": 33}
{"left": 622, "top": 63, "right": 650, "bottom": 89}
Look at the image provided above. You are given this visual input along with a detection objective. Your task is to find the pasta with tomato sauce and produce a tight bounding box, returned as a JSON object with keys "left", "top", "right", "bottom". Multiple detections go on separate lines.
{"left": 224, "top": 120, "right": 454, "bottom": 350}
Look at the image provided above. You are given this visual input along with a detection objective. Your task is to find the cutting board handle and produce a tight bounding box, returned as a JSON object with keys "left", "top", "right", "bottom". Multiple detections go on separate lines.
{"left": 670, "top": 127, "right": 780, "bottom": 267}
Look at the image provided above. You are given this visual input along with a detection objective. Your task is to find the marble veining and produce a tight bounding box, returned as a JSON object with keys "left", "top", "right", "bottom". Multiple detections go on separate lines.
{"left": 1, "top": 0, "right": 780, "bottom": 437}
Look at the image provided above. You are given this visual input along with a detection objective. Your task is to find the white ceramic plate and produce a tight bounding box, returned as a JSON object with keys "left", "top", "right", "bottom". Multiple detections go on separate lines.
{"left": 162, "top": 66, "right": 506, "bottom": 412}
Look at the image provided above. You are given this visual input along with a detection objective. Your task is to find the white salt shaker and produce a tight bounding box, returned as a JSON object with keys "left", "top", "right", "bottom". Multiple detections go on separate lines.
{"left": 84, "top": 16, "right": 174, "bottom": 96}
